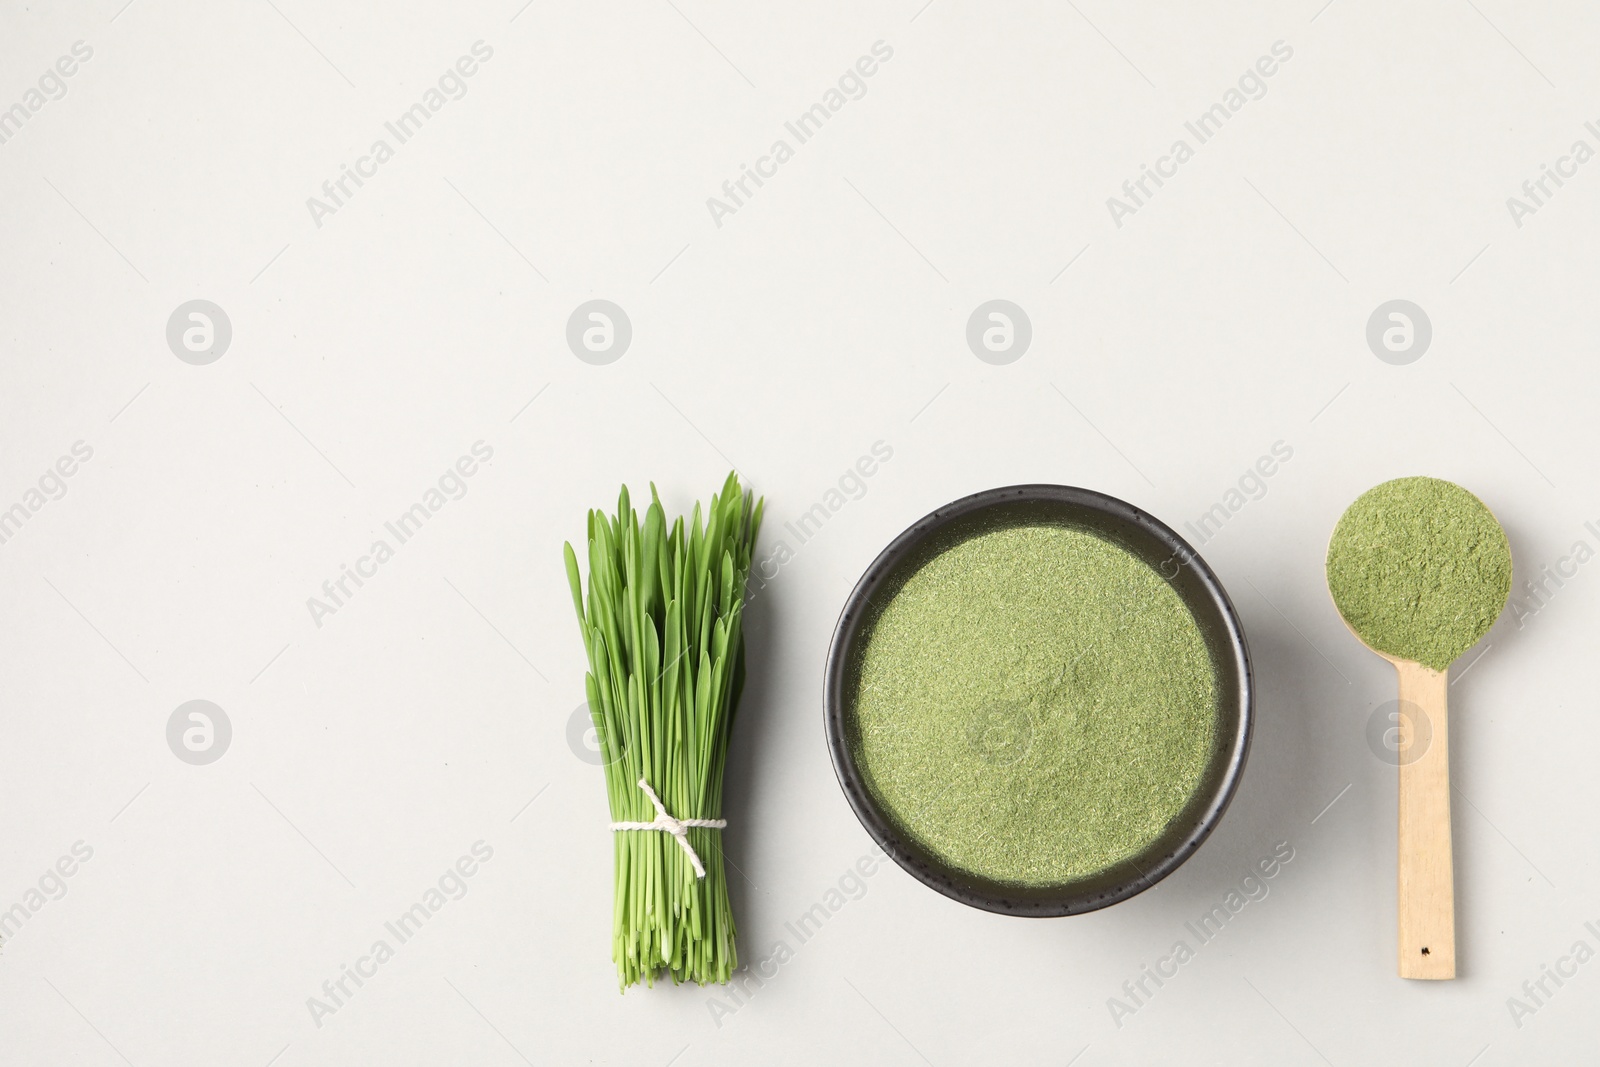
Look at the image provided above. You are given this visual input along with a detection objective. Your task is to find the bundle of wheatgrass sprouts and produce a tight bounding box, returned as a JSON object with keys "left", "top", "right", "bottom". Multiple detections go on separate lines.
{"left": 563, "top": 473, "right": 763, "bottom": 989}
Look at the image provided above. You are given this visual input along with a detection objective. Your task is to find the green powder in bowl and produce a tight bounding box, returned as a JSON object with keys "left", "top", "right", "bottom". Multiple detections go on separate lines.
{"left": 843, "top": 520, "right": 1224, "bottom": 890}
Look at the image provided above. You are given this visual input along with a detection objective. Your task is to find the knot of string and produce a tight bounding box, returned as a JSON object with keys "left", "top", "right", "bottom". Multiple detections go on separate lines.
{"left": 609, "top": 777, "right": 726, "bottom": 879}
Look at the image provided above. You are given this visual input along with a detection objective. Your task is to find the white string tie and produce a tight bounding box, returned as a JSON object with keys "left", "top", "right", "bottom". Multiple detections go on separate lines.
{"left": 609, "top": 777, "right": 726, "bottom": 879}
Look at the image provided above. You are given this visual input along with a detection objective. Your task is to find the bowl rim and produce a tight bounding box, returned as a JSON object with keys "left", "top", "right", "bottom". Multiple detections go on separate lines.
{"left": 822, "top": 483, "right": 1254, "bottom": 917}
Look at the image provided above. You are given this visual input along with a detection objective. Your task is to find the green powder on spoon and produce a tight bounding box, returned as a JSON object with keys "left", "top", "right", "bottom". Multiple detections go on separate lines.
{"left": 849, "top": 524, "right": 1220, "bottom": 887}
{"left": 1325, "top": 476, "right": 1512, "bottom": 672}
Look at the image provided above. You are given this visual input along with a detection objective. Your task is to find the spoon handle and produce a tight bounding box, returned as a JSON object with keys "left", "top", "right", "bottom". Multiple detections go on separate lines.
{"left": 1396, "top": 659, "right": 1455, "bottom": 979}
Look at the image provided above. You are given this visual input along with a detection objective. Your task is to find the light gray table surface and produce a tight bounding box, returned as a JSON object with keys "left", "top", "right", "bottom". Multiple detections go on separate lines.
{"left": 1, "top": 2, "right": 1593, "bottom": 1063}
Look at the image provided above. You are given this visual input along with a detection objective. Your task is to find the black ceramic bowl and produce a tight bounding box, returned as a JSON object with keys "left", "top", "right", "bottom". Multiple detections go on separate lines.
{"left": 824, "top": 484, "right": 1253, "bottom": 916}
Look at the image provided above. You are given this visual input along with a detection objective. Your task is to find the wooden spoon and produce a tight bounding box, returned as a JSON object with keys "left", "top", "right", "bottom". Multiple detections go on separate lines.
{"left": 1325, "top": 476, "right": 1511, "bottom": 981}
